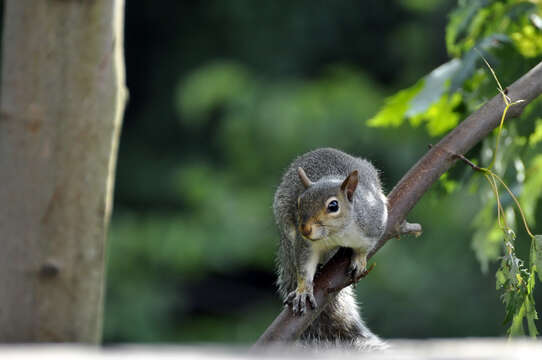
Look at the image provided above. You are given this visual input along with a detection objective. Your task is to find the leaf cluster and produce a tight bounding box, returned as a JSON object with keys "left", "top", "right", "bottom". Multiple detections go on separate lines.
{"left": 369, "top": 0, "right": 542, "bottom": 336}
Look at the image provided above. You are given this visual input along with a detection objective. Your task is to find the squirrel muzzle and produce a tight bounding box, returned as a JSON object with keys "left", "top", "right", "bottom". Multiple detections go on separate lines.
{"left": 300, "top": 223, "right": 312, "bottom": 238}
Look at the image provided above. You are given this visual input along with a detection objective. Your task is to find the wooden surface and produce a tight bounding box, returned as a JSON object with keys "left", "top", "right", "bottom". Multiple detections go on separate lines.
{"left": 0, "top": 339, "right": 541, "bottom": 359}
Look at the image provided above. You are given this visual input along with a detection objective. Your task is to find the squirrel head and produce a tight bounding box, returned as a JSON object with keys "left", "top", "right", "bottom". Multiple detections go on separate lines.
{"left": 296, "top": 167, "right": 358, "bottom": 241}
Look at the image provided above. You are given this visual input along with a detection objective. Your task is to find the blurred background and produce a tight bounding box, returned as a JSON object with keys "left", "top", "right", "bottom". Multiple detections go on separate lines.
{"left": 103, "top": 0, "right": 542, "bottom": 344}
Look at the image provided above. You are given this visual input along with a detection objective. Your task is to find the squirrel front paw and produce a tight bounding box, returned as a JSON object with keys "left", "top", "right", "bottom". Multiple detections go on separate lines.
{"left": 284, "top": 287, "right": 317, "bottom": 315}
{"left": 348, "top": 252, "right": 368, "bottom": 282}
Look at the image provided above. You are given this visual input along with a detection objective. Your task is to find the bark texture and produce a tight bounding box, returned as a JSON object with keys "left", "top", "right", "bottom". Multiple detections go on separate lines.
{"left": 0, "top": 0, "right": 127, "bottom": 342}
{"left": 255, "top": 60, "right": 542, "bottom": 345}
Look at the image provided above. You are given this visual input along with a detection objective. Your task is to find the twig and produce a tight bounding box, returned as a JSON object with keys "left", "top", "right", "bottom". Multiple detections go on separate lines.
{"left": 429, "top": 144, "right": 483, "bottom": 172}
{"left": 452, "top": 153, "right": 483, "bottom": 171}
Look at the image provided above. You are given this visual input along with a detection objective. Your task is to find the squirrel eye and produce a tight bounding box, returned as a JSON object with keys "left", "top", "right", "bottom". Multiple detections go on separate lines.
{"left": 327, "top": 200, "right": 339, "bottom": 213}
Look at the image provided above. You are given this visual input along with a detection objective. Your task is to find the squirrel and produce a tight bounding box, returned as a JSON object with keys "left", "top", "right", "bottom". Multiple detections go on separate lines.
{"left": 273, "top": 147, "right": 387, "bottom": 349}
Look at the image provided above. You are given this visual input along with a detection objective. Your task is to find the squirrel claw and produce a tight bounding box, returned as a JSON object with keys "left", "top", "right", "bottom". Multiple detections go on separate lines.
{"left": 347, "top": 256, "right": 366, "bottom": 281}
{"left": 350, "top": 268, "right": 359, "bottom": 288}
{"left": 348, "top": 266, "right": 363, "bottom": 288}
{"left": 285, "top": 289, "right": 317, "bottom": 315}
{"left": 348, "top": 252, "right": 373, "bottom": 286}
{"left": 351, "top": 262, "right": 376, "bottom": 286}
{"left": 284, "top": 291, "right": 297, "bottom": 305}
{"left": 308, "top": 293, "right": 317, "bottom": 309}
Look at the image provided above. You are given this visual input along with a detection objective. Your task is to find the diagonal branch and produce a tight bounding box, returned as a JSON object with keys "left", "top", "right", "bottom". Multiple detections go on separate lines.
{"left": 254, "top": 60, "right": 542, "bottom": 345}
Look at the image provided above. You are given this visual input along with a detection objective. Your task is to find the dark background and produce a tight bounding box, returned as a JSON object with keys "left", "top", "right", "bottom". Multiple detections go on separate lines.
{"left": 104, "top": 0, "right": 542, "bottom": 343}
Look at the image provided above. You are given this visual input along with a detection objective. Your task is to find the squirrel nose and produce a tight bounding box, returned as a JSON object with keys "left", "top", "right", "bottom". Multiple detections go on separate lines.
{"left": 300, "top": 223, "right": 312, "bottom": 237}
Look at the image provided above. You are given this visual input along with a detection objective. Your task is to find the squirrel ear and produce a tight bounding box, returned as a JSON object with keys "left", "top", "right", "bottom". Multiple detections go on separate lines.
{"left": 297, "top": 167, "right": 313, "bottom": 189}
{"left": 341, "top": 170, "right": 358, "bottom": 202}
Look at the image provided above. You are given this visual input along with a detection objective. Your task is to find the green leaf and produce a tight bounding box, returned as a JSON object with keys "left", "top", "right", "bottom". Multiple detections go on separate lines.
{"left": 505, "top": 2, "right": 537, "bottom": 22}
{"left": 472, "top": 202, "right": 502, "bottom": 273}
{"left": 446, "top": 0, "right": 535, "bottom": 57}
{"left": 527, "top": 310, "right": 539, "bottom": 337}
{"left": 528, "top": 119, "right": 542, "bottom": 147}
{"left": 524, "top": 272, "right": 539, "bottom": 338}
{"left": 496, "top": 269, "right": 507, "bottom": 290}
{"left": 525, "top": 292, "right": 539, "bottom": 337}
{"left": 410, "top": 92, "right": 463, "bottom": 136}
{"left": 527, "top": 266, "right": 536, "bottom": 295}
{"left": 371, "top": 58, "right": 462, "bottom": 136}
{"left": 439, "top": 172, "right": 458, "bottom": 193}
{"left": 535, "top": 235, "right": 542, "bottom": 282}
{"left": 446, "top": 0, "right": 490, "bottom": 56}
{"left": 367, "top": 80, "right": 424, "bottom": 128}
{"left": 509, "top": 306, "right": 525, "bottom": 336}
{"left": 520, "top": 155, "right": 542, "bottom": 224}
{"left": 450, "top": 34, "right": 511, "bottom": 94}
{"left": 406, "top": 59, "right": 461, "bottom": 117}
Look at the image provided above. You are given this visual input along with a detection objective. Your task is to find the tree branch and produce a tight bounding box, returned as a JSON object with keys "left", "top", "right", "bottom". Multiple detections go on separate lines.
{"left": 254, "top": 60, "right": 542, "bottom": 345}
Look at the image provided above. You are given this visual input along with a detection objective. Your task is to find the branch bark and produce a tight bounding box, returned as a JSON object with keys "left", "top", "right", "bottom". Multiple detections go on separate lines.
{"left": 254, "top": 60, "right": 542, "bottom": 345}
{"left": 0, "top": 0, "right": 126, "bottom": 342}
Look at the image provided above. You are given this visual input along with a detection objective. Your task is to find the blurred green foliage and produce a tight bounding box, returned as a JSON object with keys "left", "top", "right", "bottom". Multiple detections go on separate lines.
{"left": 103, "top": 0, "right": 542, "bottom": 343}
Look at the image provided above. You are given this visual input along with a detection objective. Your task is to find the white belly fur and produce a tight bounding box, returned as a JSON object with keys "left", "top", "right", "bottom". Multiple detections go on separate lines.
{"left": 311, "top": 221, "right": 375, "bottom": 261}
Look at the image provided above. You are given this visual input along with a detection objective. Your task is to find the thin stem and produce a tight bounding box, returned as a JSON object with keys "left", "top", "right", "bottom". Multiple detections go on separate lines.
{"left": 488, "top": 170, "right": 535, "bottom": 239}
{"left": 476, "top": 48, "right": 506, "bottom": 97}
{"left": 488, "top": 104, "right": 509, "bottom": 170}
{"left": 484, "top": 172, "right": 506, "bottom": 230}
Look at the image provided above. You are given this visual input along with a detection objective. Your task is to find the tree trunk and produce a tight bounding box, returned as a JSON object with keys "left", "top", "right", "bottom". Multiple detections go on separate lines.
{"left": 0, "top": 0, "right": 126, "bottom": 343}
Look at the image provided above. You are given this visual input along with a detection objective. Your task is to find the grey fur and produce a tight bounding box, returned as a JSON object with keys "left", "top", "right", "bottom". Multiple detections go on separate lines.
{"left": 273, "top": 148, "right": 388, "bottom": 350}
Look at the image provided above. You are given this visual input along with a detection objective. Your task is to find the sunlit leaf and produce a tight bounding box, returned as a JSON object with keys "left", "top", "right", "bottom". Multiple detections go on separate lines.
{"left": 367, "top": 81, "right": 424, "bottom": 128}
{"left": 406, "top": 59, "right": 461, "bottom": 117}
{"left": 446, "top": 0, "right": 537, "bottom": 57}
{"left": 446, "top": 0, "right": 490, "bottom": 56}
{"left": 511, "top": 24, "right": 542, "bottom": 58}
{"left": 410, "top": 92, "right": 463, "bottom": 136}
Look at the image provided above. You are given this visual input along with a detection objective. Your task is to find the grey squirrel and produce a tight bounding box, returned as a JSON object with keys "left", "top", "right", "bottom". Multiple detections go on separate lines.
{"left": 273, "top": 147, "right": 387, "bottom": 349}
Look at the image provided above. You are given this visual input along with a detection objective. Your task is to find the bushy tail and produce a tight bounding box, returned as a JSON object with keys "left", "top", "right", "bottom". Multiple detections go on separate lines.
{"left": 300, "top": 286, "right": 387, "bottom": 351}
